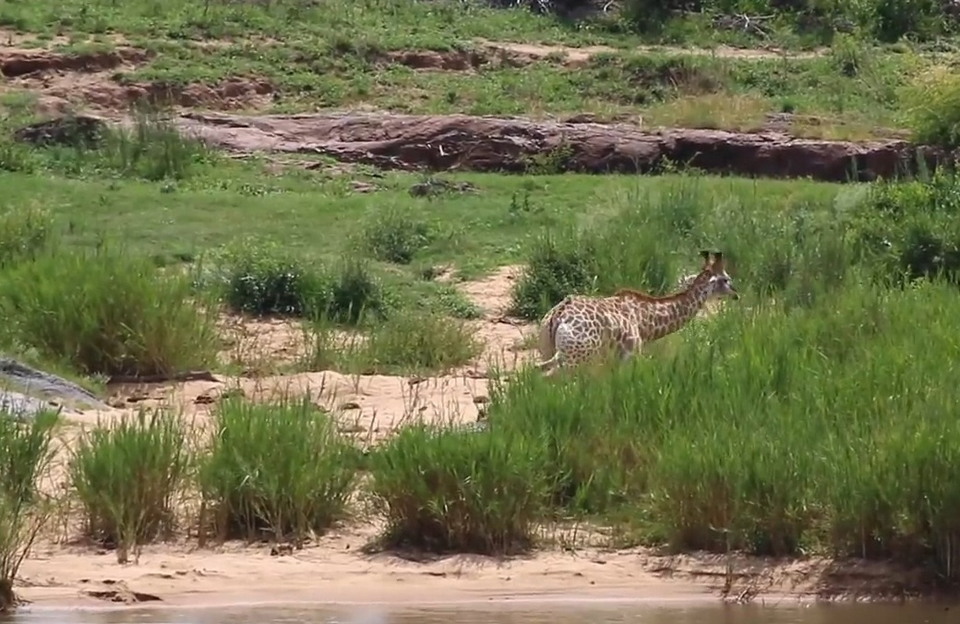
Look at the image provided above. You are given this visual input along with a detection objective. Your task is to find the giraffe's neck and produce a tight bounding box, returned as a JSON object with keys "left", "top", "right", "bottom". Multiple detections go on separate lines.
{"left": 630, "top": 278, "right": 711, "bottom": 342}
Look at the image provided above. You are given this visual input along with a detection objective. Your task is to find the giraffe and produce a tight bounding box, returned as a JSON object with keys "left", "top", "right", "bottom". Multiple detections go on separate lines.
{"left": 535, "top": 250, "right": 739, "bottom": 372}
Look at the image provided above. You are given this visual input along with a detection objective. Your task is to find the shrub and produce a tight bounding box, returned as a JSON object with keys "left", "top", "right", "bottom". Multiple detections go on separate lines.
{"left": 69, "top": 409, "right": 189, "bottom": 563}
{"left": 357, "top": 208, "right": 434, "bottom": 264}
{"left": 509, "top": 229, "right": 598, "bottom": 321}
{"left": 197, "top": 396, "right": 357, "bottom": 544}
{"left": 0, "top": 408, "right": 57, "bottom": 611}
{"left": 368, "top": 422, "right": 549, "bottom": 554}
{"left": 0, "top": 246, "right": 219, "bottom": 378}
{"left": 324, "top": 258, "right": 387, "bottom": 324}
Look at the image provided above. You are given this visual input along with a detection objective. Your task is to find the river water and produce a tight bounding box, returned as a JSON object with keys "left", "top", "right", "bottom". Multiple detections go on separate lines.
{"left": 2, "top": 603, "right": 957, "bottom": 624}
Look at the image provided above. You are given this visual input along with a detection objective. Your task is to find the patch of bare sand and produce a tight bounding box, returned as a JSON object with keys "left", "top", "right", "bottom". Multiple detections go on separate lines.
{"left": 456, "top": 265, "right": 537, "bottom": 376}
{"left": 473, "top": 39, "right": 829, "bottom": 66}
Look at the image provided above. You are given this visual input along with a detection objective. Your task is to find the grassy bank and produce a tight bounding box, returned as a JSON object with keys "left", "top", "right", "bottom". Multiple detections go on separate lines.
{"left": 2, "top": 1, "right": 960, "bottom": 139}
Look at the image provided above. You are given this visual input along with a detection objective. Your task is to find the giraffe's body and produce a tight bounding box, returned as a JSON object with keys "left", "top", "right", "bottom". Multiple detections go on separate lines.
{"left": 536, "top": 251, "right": 738, "bottom": 372}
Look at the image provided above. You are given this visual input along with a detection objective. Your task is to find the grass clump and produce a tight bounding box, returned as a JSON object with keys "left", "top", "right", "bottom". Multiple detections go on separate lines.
{"left": 206, "top": 238, "right": 329, "bottom": 317}
{"left": 69, "top": 410, "right": 189, "bottom": 564}
{"left": 3, "top": 109, "right": 215, "bottom": 182}
{"left": 305, "top": 311, "right": 480, "bottom": 375}
{"left": 851, "top": 167, "right": 960, "bottom": 284}
{"left": 901, "top": 65, "right": 960, "bottom": 148}
{"left": 368, "top": 422, "right": 549, "bottom": 554}
{"left": 197, "top": 396, "right": 357, "bottom": 544}
{"left": 0, "top": 409, "right": 57, "bottom": 611}
{"left": 357, "top": 208, "right": 434, "bottom": 265}
{"left": 0, "top": 246, "right": 219, "bottom": 378}
{"left": 0, "top": 203, "right": 53, "bottom": 270}
{"left": 206, "top": 240, "right": 387, "bottom": 324}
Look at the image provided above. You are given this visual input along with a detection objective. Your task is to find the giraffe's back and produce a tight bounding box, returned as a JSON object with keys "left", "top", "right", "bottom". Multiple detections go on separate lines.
{"left": 538, "top": 294, "right": 633, "bottom": 364}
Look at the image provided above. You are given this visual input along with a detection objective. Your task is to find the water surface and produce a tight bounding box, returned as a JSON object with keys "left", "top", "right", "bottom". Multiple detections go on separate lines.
{"left": 3, "top": 603, "right": 957, "bottom": 624}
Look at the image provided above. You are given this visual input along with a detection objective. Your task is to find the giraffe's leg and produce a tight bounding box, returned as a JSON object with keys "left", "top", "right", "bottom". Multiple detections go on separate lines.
{"left": 536, "top": 351, "right": 562, "bottom": 372}
{"left": 619, "top": 334, "right": 642, "bottom": 362}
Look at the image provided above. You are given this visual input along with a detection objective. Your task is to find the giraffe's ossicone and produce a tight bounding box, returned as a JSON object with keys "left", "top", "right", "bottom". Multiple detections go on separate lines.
{"left": 536, "top": 250, "right": 739, "bottom": 372}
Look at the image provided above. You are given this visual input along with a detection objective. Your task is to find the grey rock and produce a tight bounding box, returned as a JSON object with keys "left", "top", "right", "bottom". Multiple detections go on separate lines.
{"left": 0, "top": 357, "right": 110, "bottom": 419}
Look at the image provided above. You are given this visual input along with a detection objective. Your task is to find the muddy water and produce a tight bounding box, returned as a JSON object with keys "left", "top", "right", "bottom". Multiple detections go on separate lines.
{"left": 3, "top": 603, "right": 958, "bottom": 624}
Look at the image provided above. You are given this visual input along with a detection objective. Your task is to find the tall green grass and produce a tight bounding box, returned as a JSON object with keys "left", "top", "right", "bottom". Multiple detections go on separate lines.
{"left": 0, "top": 245, "right": 219, "bottom": 378}
{"left": 197, "top": 395, "right": 358, "bottom": 544}
{"left": 492, "top": 277, "right": 960, "bottom": 573}
{"left": 69, "top": 409, "right": 189, "bottom": 563}
{"left": 370, "top": 171, "right": 960, "bottom": 579}
{"left": 0, "top": 409, "right": 57, "bottom": 611}
{"left": 368, "top": 422, "right": 550, "bottom": 554}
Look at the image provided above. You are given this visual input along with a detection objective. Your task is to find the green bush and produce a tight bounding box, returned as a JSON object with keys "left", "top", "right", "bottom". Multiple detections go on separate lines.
{"left": 69, "top": 410, "right": 189, "bottom": 563}
{"left": 0, "top": 246, "right": 219, "bottom": 378}
{"left": 206, "top": 239, "right": 329, "bottom": 317}
{"left": 197, "top": 396, "right": 358, "bottom": 544}
{"left": 324, "top": 257, "right": 387, "bottom": 324}
{"left": 0, "top": 408, "right": 57, "bottom": 611}
{"left": 361, "top": 312, "right": 481, "bottom": 374}
{"left": 368, "top": 423, "right": 550, "bottom": 554}
{"left": 305, "top": 311, "right": 481, "bottom": 375}
{"left": 509, "top": 228, "right": 598, "bottom": 321}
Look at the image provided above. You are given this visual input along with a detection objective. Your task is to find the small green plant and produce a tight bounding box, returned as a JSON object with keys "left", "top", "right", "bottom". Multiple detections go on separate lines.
{"left": 851, "top": 168, "right": 960, "bottom": 284}
{"left": 0, "top": 408, "right": 59, "bottom": 611}
{"left": 197, "top": 395, "right": 358, "bottom": 544}
{"left": 368, "top": 422, "right": 549, "bottom": 554}
{"left": 357, "top": 208, "right": 434, "bottom": 264}
{"left": 0, "top": 245, "right": 219, "bottom": 378}
{"left": 69, "top": 409, "right": 189, "bottom": 563}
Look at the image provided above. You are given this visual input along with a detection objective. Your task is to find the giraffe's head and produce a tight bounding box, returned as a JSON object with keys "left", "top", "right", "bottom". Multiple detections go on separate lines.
{"left": 698, "top": 250, "right": 739, "bottom": 301}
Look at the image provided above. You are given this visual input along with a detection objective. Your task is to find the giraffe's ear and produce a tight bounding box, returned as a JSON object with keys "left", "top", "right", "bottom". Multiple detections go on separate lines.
{"left": 699, "top": 250, "right": 711, "bottom": 263}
